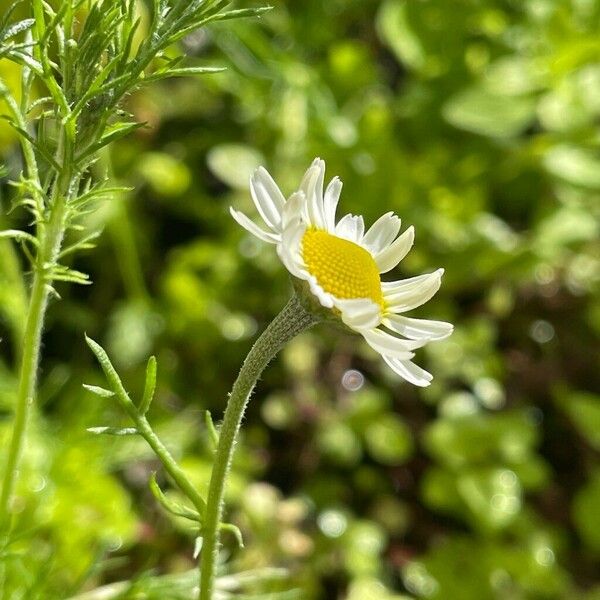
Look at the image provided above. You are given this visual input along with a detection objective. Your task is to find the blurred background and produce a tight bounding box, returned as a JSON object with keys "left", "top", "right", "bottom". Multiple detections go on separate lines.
{"left": 1, "top": 0, "right": 599, "bottom": 598}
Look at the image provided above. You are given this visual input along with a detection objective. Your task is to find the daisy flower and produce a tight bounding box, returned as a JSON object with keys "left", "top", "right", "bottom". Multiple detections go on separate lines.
{"left": 230, "top": 158, "right": 453, "bottom": 386}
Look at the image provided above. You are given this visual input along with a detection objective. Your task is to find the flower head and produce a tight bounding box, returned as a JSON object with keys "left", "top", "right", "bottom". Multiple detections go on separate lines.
{"left": 230, "top": 158, "right": 453, "bottom": 386}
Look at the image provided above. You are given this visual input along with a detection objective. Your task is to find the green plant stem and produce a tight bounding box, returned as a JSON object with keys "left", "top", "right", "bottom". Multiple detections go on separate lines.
{"left": 85, "top": 336, "right": 207, "bottom": 515}
{"left": 0, "top": 97, "right": 74, "bottom": 533}
{"left": 139, "top": 417, "right": 207, "bottom": 514}
{"left": 199, "top": 295, "right": 318, "bottom": 600}
{"left": 0, "top": 196, "right": 67, "bottom": 533}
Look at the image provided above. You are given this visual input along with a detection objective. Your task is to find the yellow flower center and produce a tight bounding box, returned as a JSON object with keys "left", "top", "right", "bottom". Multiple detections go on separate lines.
{"left": 302, "top": 228, "right": 384, "bottom": 308}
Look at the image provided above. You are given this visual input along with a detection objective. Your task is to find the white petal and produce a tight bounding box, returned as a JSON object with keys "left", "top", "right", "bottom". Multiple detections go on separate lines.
{"left": 374, "top": 226, "right": 414, "bottom": 273}
{"left": 335, "top": 214, "right": 365, "bottom": 243}
{"left": 362, "top": 328, "right": 422, "bottom": 358}
{"left": 382, "top": 356, "right": 433, "bottom": 387}
{"left": 250, "top": 169, "right": 284, "bottom": 231}
{"left": 299, "top": 158, "right": 326, "bottom": 229}
{"left": 307, "top": 276, "right": 335, "bottom": 308}
{"left": 278, "top": 222, "right": 306, "bottom": 278}
{"left": 381, "top": 270, "right": 442, "bottom": 293}
{"left": 362, "top": 212, "right": 401, "bottom": 254}
{"left": 383, "top": 269, "right": 444, "bottom": 313}
{"left": 282, "top": 191, "right": 305, "bottom": 229}
{"left": 383, "top": 315, "right": 453, "bottom": 341}
{"left": 334, "top": 298, "right": 382, "bottom": 330}
{"left": 254, "top": 166, "right": 285, "bottom": 209}
{"left": 230, "top": 207, "right": 279, "bottom": 244}
{"left": 323, "top": 177, "right": 342, "bottom": 232}
{"left": 277, "top": 247, "right": 305, "bottom": 280}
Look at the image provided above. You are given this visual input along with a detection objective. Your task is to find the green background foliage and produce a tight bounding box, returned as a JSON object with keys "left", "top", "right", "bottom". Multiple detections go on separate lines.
{"left": 1, "top": 0, "right": 599, "bottom": 598}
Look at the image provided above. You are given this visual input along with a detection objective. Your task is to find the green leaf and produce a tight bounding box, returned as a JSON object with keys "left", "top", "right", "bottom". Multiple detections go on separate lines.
{"left": 534, "top": 205, "right": 599, "bottom": 257}
{"left": 0, "top": 119, "right": 61, "bottom": 170}
{"left": 139, "top": 355, "right": 157, "bottom": 415}
{"left": 204, "top": 411, "right": 219, "bottom": 449}
{"left": 142, "top": 66, "right": 226, "bottom": 84}
{"left": 376, "top": 0, "right": 425, "bottom": 70}
{"left": 219, "top": 522, "right": 244, "bottom": 548}
{"left": 0, "top": 229, "right": 39, "bottom": 247}
{"left": 443, "top": 85, "right": 536, "bottom": 138}
{"left": 69, "top": 54, "right": 127, "bottom": 118}
{"left": 558, "top": 391, "right": 600, "bottom": 451}
{"left": 137, "top": 152, "right": 191, "bottom": 196}
{"left": 0, "top": 18, "right": 35, "bottom": 42}
{"left": 206, "top": 6, "right": 273, "bottom": 22}
{"left": 207, "top": 144, "right": 264, "bottom": 189}
{"left": 87, "top": 426, "right": 138, "bottom": 436}
{"left": 572, "top": 472, "right": 600, "bottom": 552}
{"left": 0, "top": 1, "right": 23, "bottom": 33}
{"left": 69, "top": 185, "right": 131, "bottom": 209}
{"left": 26, "top": 96, "right": 53, "bottom": 113}
{"left": 1, "top": 49, "right": 43, "bottom": 75}
{"left": 149, "top": 473, "right": 201, "bottom": 522}
{"left": 543, "top": 145, "right": 600, "bottom": 189}
{"left": 456, "top": 467, "right": 522, "bottom": 531}
{"left": 423, "top": 466, "right": 522, "bottom": 531}
{"left": 58, "top": 231, "right": 102, "bottom": 260}
{"left": 364, "top": 414, "right": 413, "bottom": 465}
{"left": 171, "top": 6, "right": 273, "bottom": 42}
{"left": 48, "top": 265, "right": 91, "bottom": 285}
{"left": 82, "top": 383, "right": 114, "bottom": 398}
{"left": 85, "top": 335, "right": 133, "bottom": 412}
{"left": 484, "top": 56, "right": 547, "bottom": 96}
{"left": 423, "top": 412, "right": 538, "bottom": 468}
{"left": 76, "top": 122, "right": 147, "bottom": 163}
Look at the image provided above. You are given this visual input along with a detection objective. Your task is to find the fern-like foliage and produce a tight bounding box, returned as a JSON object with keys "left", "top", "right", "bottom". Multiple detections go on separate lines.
{"left": 0, "top": 0, "right": 269, "bottom": 291}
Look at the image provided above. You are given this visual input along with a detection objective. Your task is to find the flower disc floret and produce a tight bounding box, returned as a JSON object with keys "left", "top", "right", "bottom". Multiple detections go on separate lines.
{"left": 302, "top": 228, "right": 384, "bottom": 309}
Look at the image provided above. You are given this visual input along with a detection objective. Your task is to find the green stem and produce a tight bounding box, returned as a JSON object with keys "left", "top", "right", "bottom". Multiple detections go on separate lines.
{"left": 139, "top": 415, "right": 207, "bottom": 514}
{"left": 0, "top": 196, "right": 67, "bottom": 533}
{"left": 0, "top": 93, "right": 73, "bottom": 534}
{"left": 198, "top": 295, "right": 318, "bottom": 600}
{"left": 85, "top": 336, "right": 206, "bottom": 515}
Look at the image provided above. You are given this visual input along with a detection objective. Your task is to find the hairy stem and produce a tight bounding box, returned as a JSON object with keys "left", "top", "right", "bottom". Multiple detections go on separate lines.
{"left": 199, "top": 295, "right": 318, "bottom": 600}
{"left": 0, "top": 101, "right": 74, "bottom": 533}
{"left": 0, "top": 196, "right": 67, "bottom": 532}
